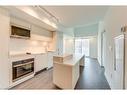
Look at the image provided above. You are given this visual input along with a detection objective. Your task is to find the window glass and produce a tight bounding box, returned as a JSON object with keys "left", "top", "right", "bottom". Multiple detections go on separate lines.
{"left": 75, "top": 38, "right": 89, "bottom": 56}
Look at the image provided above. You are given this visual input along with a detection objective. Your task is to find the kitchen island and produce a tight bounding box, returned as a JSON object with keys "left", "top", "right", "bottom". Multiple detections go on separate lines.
{"left": 53, "top": 53, "right": 85, "bottom": 89}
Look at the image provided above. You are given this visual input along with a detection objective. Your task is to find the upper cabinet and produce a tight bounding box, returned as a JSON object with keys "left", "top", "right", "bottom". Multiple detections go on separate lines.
{"left": 31, "top": 25, "right": 53, "bottom": 42}
{"left": 31, "top": 34, "right": 52, "bottom": 42}
{"left": 10, "top": 17, "right": 53, "bottom": 41}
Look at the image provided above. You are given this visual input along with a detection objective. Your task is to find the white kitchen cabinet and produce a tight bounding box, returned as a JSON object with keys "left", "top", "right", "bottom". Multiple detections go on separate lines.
{"left": 35, "top": 54, "right": 48, "bottom": 72}
{"left": 31, "top": 34, "right": 52, "bottom": 42}
{"left": 0, "top": 8, "right": 10, "bottom": 89}
{"left": 47, "top": 52, "right": 54, "bottom": 69}
{"left": 31, "top": 25, "right": 52, "bottom": 42}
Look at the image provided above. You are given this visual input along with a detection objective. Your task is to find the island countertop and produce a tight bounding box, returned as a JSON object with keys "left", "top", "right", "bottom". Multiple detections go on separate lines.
{"left": 53, "top": 53, "right": 85, "bottom": 66}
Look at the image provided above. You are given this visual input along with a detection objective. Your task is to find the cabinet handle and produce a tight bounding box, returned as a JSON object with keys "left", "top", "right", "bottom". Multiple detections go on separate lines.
{"left": 13, "top": 61, "right": 34, "bottom": 67}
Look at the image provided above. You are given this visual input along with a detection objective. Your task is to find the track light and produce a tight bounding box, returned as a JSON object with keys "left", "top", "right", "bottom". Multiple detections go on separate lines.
{"left": 34, "top": 6, "right": 59, "bottom": 24}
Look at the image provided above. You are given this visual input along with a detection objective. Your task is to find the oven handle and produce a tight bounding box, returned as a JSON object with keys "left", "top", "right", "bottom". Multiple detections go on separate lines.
{"left": 13, "top": 61, "right": 34, "bottom": 67}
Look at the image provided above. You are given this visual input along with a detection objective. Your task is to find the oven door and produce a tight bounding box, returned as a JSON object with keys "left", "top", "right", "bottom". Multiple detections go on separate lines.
{"left": 13, "top": 61, "right": 34, "bottom": 81}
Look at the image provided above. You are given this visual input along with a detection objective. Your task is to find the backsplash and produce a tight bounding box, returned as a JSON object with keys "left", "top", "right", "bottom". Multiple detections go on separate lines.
{"left": 9, "top": 38, "right": 47, "bottom": 55}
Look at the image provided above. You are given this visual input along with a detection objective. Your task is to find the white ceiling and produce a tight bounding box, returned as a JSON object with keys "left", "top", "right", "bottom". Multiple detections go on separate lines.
{"left": 43, "top": 6, "right": 109, "bottom": 28}
{"left": 5, "top": 6, "right": 57, "bottom": 31}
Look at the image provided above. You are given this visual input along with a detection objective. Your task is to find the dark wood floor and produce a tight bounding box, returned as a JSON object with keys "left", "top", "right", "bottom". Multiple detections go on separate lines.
{"left": 11, "top": 57, "right": 110, "bottom": 90}
{"left": 75, "top": 58, "right": 110, "bottom": 89}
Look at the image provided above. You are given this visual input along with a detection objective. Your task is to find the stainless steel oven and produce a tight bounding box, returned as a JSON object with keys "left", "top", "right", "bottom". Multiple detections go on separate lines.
{"left": 12, "top": 58, "right": 34, "bottom": 81}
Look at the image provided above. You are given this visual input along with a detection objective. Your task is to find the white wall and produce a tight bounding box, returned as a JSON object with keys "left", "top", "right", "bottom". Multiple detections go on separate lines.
{"left": 97, "top": 21, "right": 104, "bottom": 66}
{"left": 74, "top": 23, "right": 98, "bottom": 37}
{"left": 103, "top": 7, "right": 127, "bottom": 89}
{"left": 56, "top": 31, "right": 64, "bottom": 55}
{"left": 63, "top": 35, "right": 74, "bottom": 54}
{"left": 89, "top": 37, "right": 98, "bottom": 58}
{"left": 63, "top": 28, "right": 75, "bottom": 54}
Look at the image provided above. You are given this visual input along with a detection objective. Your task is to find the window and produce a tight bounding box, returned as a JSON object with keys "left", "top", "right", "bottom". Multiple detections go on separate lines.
{"left": 75, "top": 38, "right": 89, "bottom": 56}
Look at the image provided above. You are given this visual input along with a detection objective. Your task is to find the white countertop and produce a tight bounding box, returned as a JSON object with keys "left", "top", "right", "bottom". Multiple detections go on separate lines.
{"left": 9, "top": 52, "right": 46, "bottom": 58}
{"left": 54, "top": 53, "right": 85, "bottom": 66}
{"left": 53, "top": 53, "right": 72, "bottom": 58}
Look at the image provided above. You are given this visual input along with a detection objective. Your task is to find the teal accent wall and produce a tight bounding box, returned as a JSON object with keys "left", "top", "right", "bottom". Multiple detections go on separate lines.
{"left": 74, "top": 23, "right": 98, "bottom": 37}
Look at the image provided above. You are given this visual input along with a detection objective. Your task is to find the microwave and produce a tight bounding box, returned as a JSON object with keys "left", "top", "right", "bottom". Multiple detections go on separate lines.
{"left": 10, "top": 25, "right": 31, "bottom": 39}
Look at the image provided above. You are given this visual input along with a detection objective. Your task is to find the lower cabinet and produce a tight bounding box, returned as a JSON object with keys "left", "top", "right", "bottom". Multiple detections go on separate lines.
{"left": 35, "top": 52, "right": 55, "bottom": 72}
{"left": 47, "top": 52, "right": 54, "bottom": 69}
{"left": 35, "top": 54, "right": 48, "bottom": 72}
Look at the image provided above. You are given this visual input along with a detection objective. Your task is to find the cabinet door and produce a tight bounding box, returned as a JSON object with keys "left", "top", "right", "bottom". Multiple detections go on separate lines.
{"left": 31, "top": 34, "right": 52, "bottom": 42}
{"left": 31, "top": 25, "right": 52, "bottom": 42}
{"left": 0, "top": 9, "right": 10, "bottom": 89}
{"left": 35, "top": 54, "right": 48, "bottom": 72}
{"left": 47, "top": 52, "right": 53, "bottom": 69}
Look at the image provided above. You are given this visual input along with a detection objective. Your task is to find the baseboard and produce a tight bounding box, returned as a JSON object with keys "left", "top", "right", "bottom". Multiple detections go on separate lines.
{"left": 47, "top": 66, "right": 53, "bottom": 70}
{"left": 35, "top": 67, "right": 53, "bottom": 75}
{"left": 35, "top": 68, "right": 47, "bottom": 75}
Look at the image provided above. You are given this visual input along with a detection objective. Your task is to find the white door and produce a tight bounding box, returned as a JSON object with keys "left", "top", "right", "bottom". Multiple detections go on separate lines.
{"left": 114, "top": 35, "right": 125, "bottom": 89}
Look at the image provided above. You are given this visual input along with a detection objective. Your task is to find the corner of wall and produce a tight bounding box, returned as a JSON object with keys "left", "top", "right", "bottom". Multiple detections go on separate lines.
{"left": 104, "top": 71, "right": 113, "bottom": 89}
